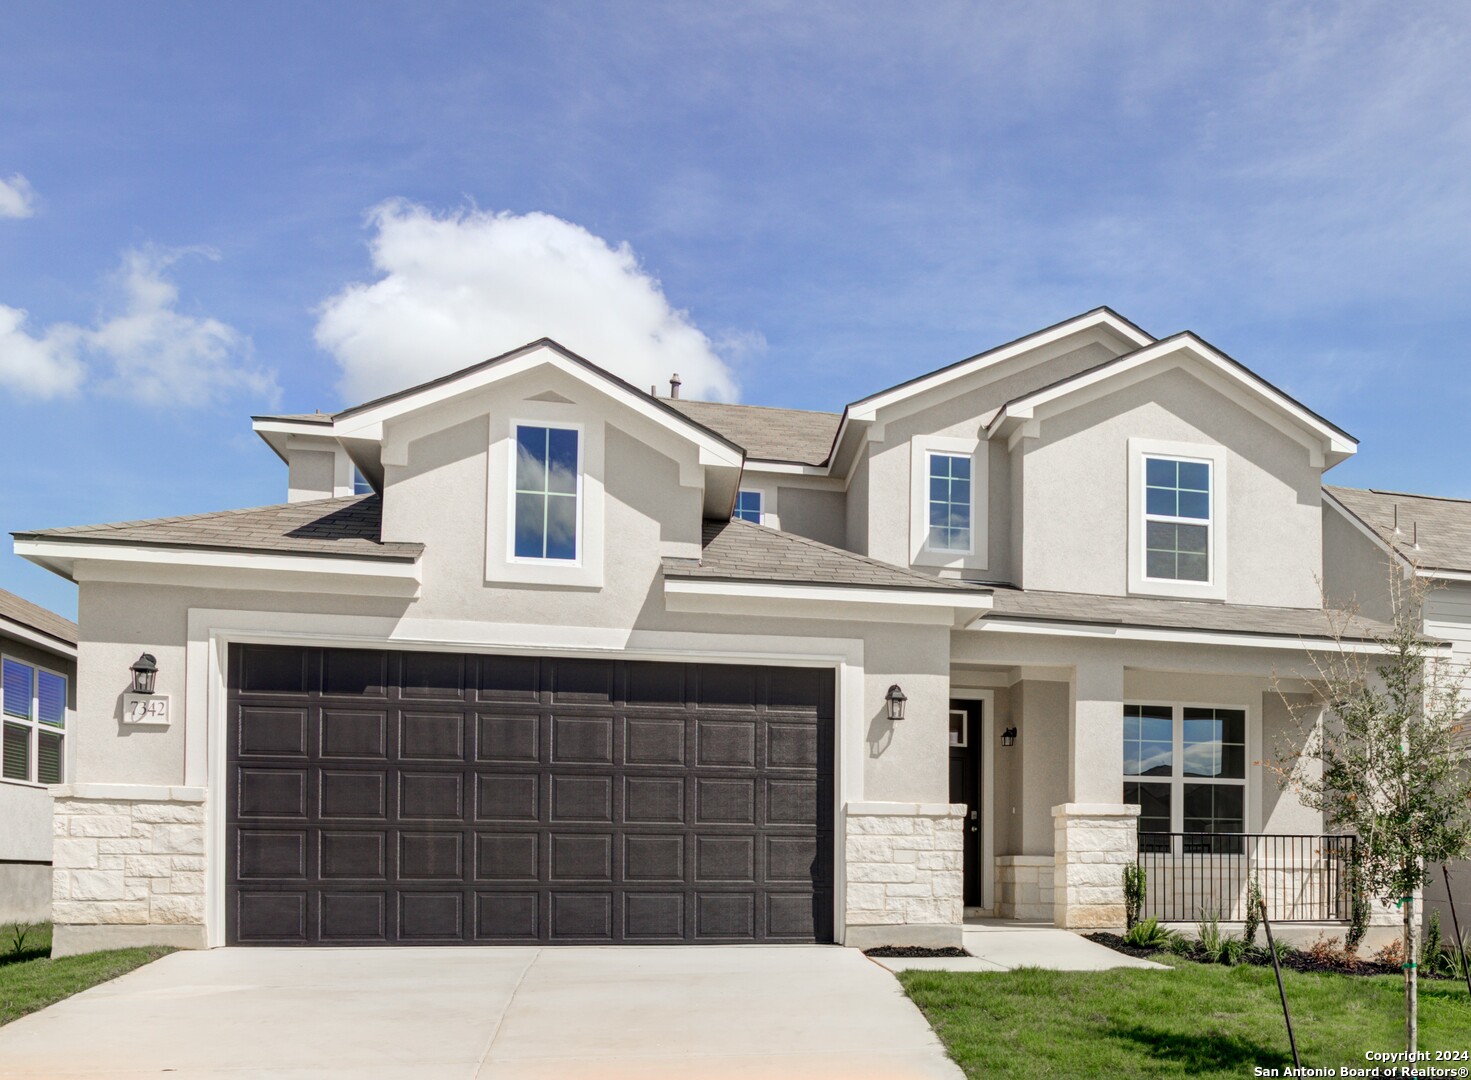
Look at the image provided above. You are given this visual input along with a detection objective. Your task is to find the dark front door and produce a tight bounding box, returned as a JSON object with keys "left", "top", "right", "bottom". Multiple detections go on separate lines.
{"left": 225, "top": 644, "right": 834, "bottom": 945}
{"left": 947, "top": 699, "right": 982, "bottom": 906}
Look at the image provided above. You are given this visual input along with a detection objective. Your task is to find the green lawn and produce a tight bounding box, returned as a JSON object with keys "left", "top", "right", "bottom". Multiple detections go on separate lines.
{"left": 0, "top": 923, "right": 173, "bottom": 1027}
{"left": 899, "top": 957, "right": 1471, "bottom": 1079}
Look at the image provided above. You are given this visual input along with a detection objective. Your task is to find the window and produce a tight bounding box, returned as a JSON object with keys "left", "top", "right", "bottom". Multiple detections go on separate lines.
{"left": 1143, "top": 456, "right": 1211, "bottom": 582}
{"left": 513, "top": 424, "right": 580, "bottom": 561}
{"left": 733, "top": 490, "right": 763, "bottom": 524}
{"left": 948, "top": 709, "right": 968, "bottom": 747}
{"left": 927, "top": 452, "right": 972, "bottom": 553}
{"left": 1123, "top": 704, "right": 1245, "bottom": 840}
{"left": 352, "top": 468, "right": 373, "bottom": 496}
{"left": 1, "top": 657, "right": 65, "bottom": 785}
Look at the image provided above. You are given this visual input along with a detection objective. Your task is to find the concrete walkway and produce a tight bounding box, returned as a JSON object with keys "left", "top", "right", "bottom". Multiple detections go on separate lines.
{"left": 870, "top": 920, "right": 1167, "bottom": 973}
{"left": 0, "top": 946, "right": 962, "bottom": 1079}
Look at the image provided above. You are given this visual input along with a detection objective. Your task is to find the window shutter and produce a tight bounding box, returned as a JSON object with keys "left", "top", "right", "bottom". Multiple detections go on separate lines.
{"left": 2, "top": 722, "right": 29, "bottom": 781}
{"left": 2, "top": 659, "right": 33, "bottom": 720}
{"left": 37, "top": 730, "right": 63, "bottom": 785}
{"left": 37, "top": 671, "right": 66, "bottom": 727}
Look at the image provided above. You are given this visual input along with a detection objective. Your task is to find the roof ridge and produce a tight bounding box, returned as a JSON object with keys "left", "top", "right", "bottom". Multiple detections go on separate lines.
{"left": 715, "top": 518, "right": 986, "bottom": 591}
{"left": 671, "top": 399, "right": 842, "bottom": 418}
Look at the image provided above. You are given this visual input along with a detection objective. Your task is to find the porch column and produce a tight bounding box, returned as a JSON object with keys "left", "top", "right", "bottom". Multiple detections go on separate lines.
{"left": 1052, "top": 659, "right": 1137, "bottom": 928}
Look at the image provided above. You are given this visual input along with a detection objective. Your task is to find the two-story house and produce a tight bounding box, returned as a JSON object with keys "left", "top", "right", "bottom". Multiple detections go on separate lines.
{"left": 15, "top": 307, "right": 1390, "bottom": 956}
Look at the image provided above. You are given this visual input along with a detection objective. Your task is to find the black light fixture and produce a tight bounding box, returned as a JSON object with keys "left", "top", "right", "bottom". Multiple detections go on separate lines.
{"left": 885, "top": 684, "right": 907, "bottom": 722}
{"left": 1001, "top": 726, "right": 1018, "bottom": 747}
{"left": 130, "top": 653, "right": 158, "bottom": 695}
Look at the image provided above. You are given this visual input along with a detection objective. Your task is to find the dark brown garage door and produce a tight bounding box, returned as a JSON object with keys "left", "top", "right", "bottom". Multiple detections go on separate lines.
{"left": 226, "top": 645, "right": 834, "bottom": 945}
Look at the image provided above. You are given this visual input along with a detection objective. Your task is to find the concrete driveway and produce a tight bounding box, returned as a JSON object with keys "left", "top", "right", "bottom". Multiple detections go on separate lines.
{"left": 0, "top": 946, "right": 962, "bottom": 1079}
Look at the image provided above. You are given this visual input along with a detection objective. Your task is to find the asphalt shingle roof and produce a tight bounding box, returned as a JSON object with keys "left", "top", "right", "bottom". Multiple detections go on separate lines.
{"left": 1327, "top": 486, "right": 1471, "bottom": 575}
{"left": 14, "top": 496, "right": 422, "bottom": 562}
{"left": 664, "top": 518, "right": 993, "bottom": 593}
{"left": 665, "top": 400, "right": 841, "bottom": 465}
{"left": 0, "top": 589, "right": 77, "bottom": 647}
{"left": 986, "top": 587, "right": 1393, "bottom": 641}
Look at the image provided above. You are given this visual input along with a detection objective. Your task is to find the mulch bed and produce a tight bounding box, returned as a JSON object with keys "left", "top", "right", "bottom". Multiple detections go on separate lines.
{"left": 1082, "top": 932, "right": 1158, "bottom": 960}
{"left": 1086, "top": 931, "right": 1428, "bottom": 977}
{"left": 864, "top": 946, "right": 971, "bottom": 958}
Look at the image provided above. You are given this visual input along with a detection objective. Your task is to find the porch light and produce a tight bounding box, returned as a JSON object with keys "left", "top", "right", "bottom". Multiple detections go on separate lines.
{"left": 1001, "top": 726, "right": 1017, "bottom": 747}
{"left": 129, "top": 653, "right": 158, "bottom": 695}
{"left": 885, "top": 684, "right": 907, "bottom": 722}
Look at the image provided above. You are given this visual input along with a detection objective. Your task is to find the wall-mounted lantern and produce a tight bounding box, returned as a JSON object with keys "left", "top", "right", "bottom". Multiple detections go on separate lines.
{"left": 1001, "top": 726, "right": 1018, "bottom": 747}
{"left": 129, "top": 653, "right": 158, "bottom": 695}
{"left": 885, "top": 684, "right": 907, "bottom": 722}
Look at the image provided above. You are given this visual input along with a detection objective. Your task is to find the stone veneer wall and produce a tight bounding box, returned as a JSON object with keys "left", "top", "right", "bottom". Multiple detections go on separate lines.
{"left": 1052, "top": 802, "right": 1139, "bottom": 929}
{"left": 996, "top": 855, "right": 1054, "bottom": 921}
{"left": 50, "top": 784, "right": 208, "bottom": 956}
{"left": 843, "top": 801, "right": 965, "bottom": 948}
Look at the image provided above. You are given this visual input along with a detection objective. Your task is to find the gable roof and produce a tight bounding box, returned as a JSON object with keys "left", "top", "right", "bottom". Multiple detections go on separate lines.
{"left": 665, "top": 400, "right": 841, "bottom": 466}
{"left": 985, "top": 332, "right": 1357, "bottom": 466}
{"left": 663, "top": 518, "right": 993, "bottom": 593}
{"left": 1326, "top": 486, "right": 1471, "bottom": 576}
{"left": 0, "top": 588, "right": 77, "bottom": 652}
{"left": 14, "top": 496, "right": 422, "bottom": 563}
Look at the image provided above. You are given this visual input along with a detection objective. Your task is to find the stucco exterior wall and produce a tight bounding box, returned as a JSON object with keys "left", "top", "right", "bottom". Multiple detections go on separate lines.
{"left": 1017, "top": 366, "right": 1324, "bottom": 607}
{"left": 287, "top": 447, "right": 338, "bottom": 503}
{"left": 1016, "top": 680, "right": 1069, "bottom": 853}
{"left": 1320, "top": 503, "right": 1396, "bottom": 624}
{"left": 774, "top": 485, "right": 847, "bottom": 548}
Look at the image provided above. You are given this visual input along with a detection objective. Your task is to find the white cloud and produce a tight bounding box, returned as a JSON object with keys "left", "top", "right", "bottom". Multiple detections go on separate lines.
{"left": 0, "top": 174, "right": 36, "bottom": 219}
{"left": 0, "top": 247, "right": 276, "bottom": 407}
{"left": 316, "top": 200, "right": 739, "bottom": 404}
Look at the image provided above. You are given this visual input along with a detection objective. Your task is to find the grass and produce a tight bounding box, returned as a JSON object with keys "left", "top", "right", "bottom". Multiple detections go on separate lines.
{"left": 0, "top": 922, "right": 173, "bottom": 1027}
{"left": 899, "top": 956, "right": 1471, "bottom": 1079}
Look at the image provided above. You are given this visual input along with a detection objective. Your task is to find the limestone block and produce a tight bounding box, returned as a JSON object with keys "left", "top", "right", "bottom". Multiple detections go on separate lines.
{"left": 70, "top": 870, "right": 126, "bottom": 901}
{"left": 846, "top": 883, "right": 886, "bottom": 910}
{"left": 54, "top": 838, "right": 99, "bottom": 870}
{"left": 151, "top": 894, "right": 205, "bottom": 925}
{"left": 97, "top": 838, "right": 152, "bottom": 855}
{"left": 170, "top": 855, "right": 207, "bottom": 871}
{"left": 133, "top": 802, "right": 205, "bottom": 825}
{"left": 170, "top": 871, "right": 205, "bottom": 895}
{"left": 124, "top": 855, "right": 174, "bottom": 878}
{"left": 151, "top": 824, "right": 204, "bottom": 855}
{"left": 52, "top": 871, "right": 71, "bottom": 901}
{"left": 849, "top": 862, "right": 917, "bottom": 884}
{"left": 70, "top": 815, "right": 132, "bottom": 838}
{"left": 930, "top": 871, "right": 964, "bottom": 899}
{"left": 847, "top": 837, "right": 896, "bottom": 862}
{"left": 885, "top": 882, "right": 935, "bottom": 898}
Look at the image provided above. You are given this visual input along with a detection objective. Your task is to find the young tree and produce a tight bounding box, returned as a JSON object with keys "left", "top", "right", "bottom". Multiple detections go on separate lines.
{"left": 1274, "top": 567, "right": 1471, "bottom": 1056}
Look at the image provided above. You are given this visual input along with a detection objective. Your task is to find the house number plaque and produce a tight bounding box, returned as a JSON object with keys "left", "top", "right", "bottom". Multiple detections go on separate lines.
{"left": 122, "top": 693, "right": 171, "bottom": 726}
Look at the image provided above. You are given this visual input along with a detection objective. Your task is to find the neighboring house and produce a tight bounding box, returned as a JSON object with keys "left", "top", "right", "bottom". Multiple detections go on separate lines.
{"left": 1323, "top": 486, "right": 1471, "bottom": 937}
{"left": 0, "top": 589, "right": 76, "bottom": 925}
{"left": 14, "top": 307, "right": 1393, "bottom": 956}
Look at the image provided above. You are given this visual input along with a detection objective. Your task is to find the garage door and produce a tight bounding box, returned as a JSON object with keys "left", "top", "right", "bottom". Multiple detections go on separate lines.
{"left": 225, "top": 645, "right": 834, "bottom": 945}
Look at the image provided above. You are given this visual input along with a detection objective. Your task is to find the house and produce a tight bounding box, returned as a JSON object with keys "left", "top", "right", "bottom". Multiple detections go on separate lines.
{"left": 0, "top": 588, "right": 76, "bottom": 925}
{"left": 1322, "top": 486, "right": 1471, "bottom": 937}
{"left": 14, "top": 307, "right": 1396, "bottom": 956}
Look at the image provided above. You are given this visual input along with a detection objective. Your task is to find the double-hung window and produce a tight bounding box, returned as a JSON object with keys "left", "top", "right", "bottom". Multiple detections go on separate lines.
{"left": 733, "top": 490, "right": 763, "bottom": 524}
{"left": 927, "top": 452, "right": 972, "bottom": 553}
{"left": 1124, "top": 703, "right": 1245, "bottom": 851}
{"left": 1, "top": 657, "right": 66, "bottom": 785}
{"left": 1143, "top": 456, "right": 1211, "bottom": 583}
{"left": 513, "top": 424, "right": 580, "bottom": 561}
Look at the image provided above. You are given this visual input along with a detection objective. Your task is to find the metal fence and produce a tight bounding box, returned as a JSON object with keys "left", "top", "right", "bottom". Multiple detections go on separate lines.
{"left": 1136, "top": 832, "right": 1357, "bottom": 923}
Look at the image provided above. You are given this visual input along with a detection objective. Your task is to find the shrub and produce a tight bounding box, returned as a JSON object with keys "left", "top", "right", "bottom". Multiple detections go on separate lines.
{"left": 1197, "top": 909, "right": 1228, "bottom": 964}
{"left": 1123, "top": 862, "right": 1146, "bottom": 930}
{"left": 1123, "top": 917, "right": 1178, "bottom": 950}
{"left": 1305, "top": 933, "right": 1347, "bottom": 966}
{"left": 1425, "top": 910, "right": 1442, "bottom": 969}
{"left": 1374, "top": 937, "right": 1405, "bottom": 969}
{"left": 1243, "top": 877, "right": 1263, "bottom": 947}
{"left": 1344, "top": 849, "right": 1370, "bottom": 956}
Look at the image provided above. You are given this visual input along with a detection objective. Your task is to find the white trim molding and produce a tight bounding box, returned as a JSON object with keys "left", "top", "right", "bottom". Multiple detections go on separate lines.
{"left": 1127, "top": 437, "right": 1228, "bottom": 601}
{"left": 909, "top": 434, "right": 989, "bottom": 571}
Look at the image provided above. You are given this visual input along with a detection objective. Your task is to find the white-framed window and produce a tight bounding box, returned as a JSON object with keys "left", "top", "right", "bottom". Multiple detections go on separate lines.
{"left": 1, "top": 655, "right": 66, "bottom": 786}
{"left": 352, "top": 468, "right": 373, "bottom": 496}
{"left": 909, "top": 436, "right": 988, "bottom": 569}
{"left": 1123, "top": 703, "right": 1246, "bottom": 842}
{"left": 512, "top": 422, "right": 581, "bottom": 562}
{"left": 733, "top": 490, "right": 763, "bottom": 524}
{"left": 926, "top": 452, "right": 973, "bottom": 554}
{"left": 1143, "top": 456, "right": 1211, "bottom": 583}
{"left": 948, "top": 708, "right": 968, "bottom": 747}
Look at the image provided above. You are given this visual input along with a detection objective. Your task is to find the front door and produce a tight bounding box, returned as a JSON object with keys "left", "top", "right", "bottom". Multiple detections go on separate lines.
{"left": 947, "top": 699, "right": 982, "bottom": 907}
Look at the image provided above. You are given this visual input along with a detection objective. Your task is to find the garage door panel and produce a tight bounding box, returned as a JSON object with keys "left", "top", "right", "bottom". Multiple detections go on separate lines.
{"left": 228, "top": 646, "right": 832, "bottom": 945}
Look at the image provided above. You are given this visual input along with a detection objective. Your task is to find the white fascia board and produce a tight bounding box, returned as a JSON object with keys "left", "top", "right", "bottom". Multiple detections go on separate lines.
{"left": 987, "top": 336, "right": 1357, "bottom": 466}
{"left": 970, "top": 615, "right": 1393, "bottom": 653}
{"left": 333, "top": 347, "right": 744, "bottom": 468}
{"left": 15, "top": 539, "right": 421, "bottom": 589}
{"left": 0, "top": 615, "right": 77, "bottom": 659}
{"left": 741, "top": 460, "right": 836, "bottom": 478}
{"left": 845, "top": 310, "right": 1154, "bottom": 423}
{"left": 1417, "top": 568, "right": 1471, "bottom": 583}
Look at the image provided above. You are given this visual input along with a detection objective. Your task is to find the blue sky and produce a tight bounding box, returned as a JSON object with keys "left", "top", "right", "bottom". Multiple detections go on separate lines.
{"left": 3, "top": 3, "right": 1469, "bottom": 618}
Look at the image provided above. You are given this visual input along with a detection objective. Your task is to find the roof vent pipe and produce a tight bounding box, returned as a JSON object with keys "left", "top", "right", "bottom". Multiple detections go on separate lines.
{"left": 669, "top": 373, "right": 681, "bottom": 399}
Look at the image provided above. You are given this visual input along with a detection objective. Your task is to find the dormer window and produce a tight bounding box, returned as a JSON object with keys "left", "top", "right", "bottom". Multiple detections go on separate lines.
{"left": 352, "top": 468, "right": 373, "bottom": 496}
{"left": 513, "top": 423, "right": 580, "bottom": 561}
{"left": 1143, "top": 456, "right": 1211, "bottom": 582}
{"left": 733, "top": 490, "right": 763, "bottom": 524}
{"left": 927, "top": 452, "right": 972, "bottom": 553}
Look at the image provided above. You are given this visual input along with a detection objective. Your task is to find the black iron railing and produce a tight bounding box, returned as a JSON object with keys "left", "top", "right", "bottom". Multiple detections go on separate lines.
{"left": 1136, "top": 832, "right": 1357, "bottom": 923}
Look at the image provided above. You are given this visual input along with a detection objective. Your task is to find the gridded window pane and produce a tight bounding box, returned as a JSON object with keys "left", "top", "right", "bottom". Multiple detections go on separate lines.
{"left": 1143, "top": 456, "right": 1211, "bottom": 581}
{"left": 513, "top": 426, "right": 579, "bottom": 561}
{"left": 2, "top": 721, "right": 28, "bottom": 782}
{"left": 733, "top": 491, "right": 763, "bottom": 524}
{"left": 37, "top": 730, "right": 62, "bottom": 785}
{"left": 1182, "top": 708, "right": 1245, "bottom": 778}
{"left": 927, "top": 453, "right": 972, "bottom": 552}
{"left": 1183, "top": 783, "right": 1244, "bottom": 833}
{"left": 2, "top": 659, "right": 32, "bottom": 720}
{"left": 1145, "top": 522, "right": 1209, "bottom": 582}
{"left": 38, "top": 671, "right": 65, "bottom": 728}
{"left": 1123, "top": 704, "right": 1173, "bottom": 777}
{"left": 1124, "top": 781, "right": 1171, "bottom": 835}
{"left": 948, "top": 710, "right": 967, "bottom": 747}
